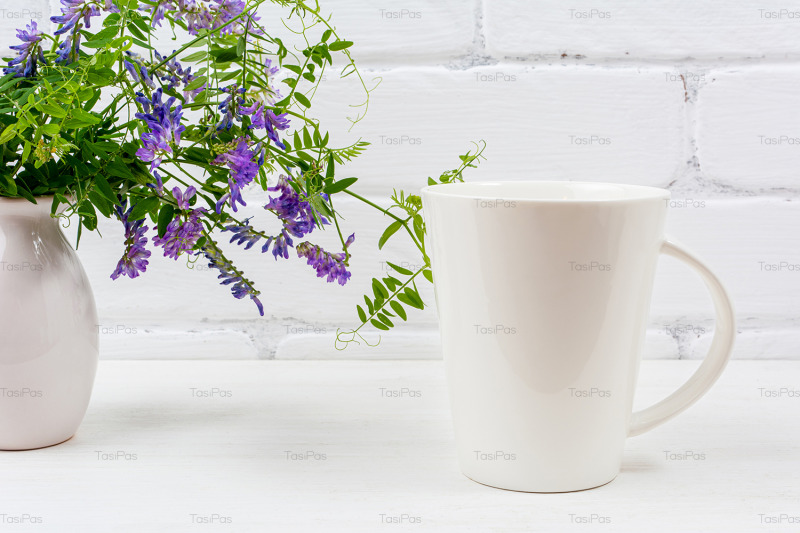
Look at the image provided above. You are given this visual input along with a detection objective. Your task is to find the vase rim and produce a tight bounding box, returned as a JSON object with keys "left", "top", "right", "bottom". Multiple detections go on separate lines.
{"left": 0, "top": 196, "right": 65, "bottom": 216}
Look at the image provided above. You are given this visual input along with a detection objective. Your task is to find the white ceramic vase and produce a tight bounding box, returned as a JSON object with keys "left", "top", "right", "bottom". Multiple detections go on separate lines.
{"left": 0, "top": 196, "right": 99, "bottom": 450}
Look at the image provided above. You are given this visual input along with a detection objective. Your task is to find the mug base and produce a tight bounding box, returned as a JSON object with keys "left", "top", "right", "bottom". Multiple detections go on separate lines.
{"left": 463, "top": 473, "right": 618, "bottom": 493}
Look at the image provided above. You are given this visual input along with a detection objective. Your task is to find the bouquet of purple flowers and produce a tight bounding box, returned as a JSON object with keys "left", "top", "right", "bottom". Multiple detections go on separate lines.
{"left": 0, "top": 0, "right": 484, "bottom": 343}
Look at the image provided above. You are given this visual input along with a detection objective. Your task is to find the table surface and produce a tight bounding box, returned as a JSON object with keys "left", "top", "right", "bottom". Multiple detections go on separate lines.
{"left": 1, "top": 360, "right": 798, "bottom": 533}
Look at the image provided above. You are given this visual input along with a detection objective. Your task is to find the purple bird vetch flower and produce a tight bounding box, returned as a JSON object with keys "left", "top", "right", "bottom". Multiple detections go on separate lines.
{"left": 296, "top": 233, "right": 355, "bottom": 286}
{"left": 51, "top": 0, "right": 115, "bottom": 63}
{"left": 212, "top": 136, "right": 261, "bottom": 212}
{"left": 264, "top": 175, "right": 326, "bottom": 241}
{"left": 111, "top": 200, "right": 152, "bottom": 280}
{"left": 153, "top": 187, "right": 206, "bottom": 260}
{"left": 3, "top": 21, "right": 46, "bottom": 78}
{"left": 201, "top": 242, "right": 264, "bottom": 316}
{"left": 134, "top": 88, "right": 186, "bottom": 171}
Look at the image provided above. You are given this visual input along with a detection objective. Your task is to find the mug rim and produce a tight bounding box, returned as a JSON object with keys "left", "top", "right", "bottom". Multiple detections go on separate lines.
{"left": 420, "top": 180, "right": 671, "bottom": 203}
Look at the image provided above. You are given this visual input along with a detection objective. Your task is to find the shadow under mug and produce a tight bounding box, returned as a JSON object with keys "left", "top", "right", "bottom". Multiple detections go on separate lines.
{"left": 421, "top": 181, "right": 735, "bottom": 492}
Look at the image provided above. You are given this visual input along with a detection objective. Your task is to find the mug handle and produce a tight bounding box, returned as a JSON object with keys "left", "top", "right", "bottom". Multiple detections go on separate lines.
{"left": 629, "top": 239, "right": 736, "bottom": 437}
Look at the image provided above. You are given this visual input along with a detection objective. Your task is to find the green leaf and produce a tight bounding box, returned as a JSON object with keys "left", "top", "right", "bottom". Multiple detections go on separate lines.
{"left": 78, "top": 201, "right": 98, "bottom": 231}
{"left": 41, "top": 123, "right": 60, "bottom": 136}
{"left": 107, "top": 157, "right": 135, "bottom": 180}
{"left": 184, "top": 76, "right": 207, "bottom": 91}
{"left": 386, "top": 261, "right": 413, "bottom": 276}
{"left": 157, "top": 204, "right": 175, "bottom": 238}
{"left": 397, "top": 293, "right": 414, "bottom": 308}
{"left": 377, "top": 313, "right": 394, "bottom": 328}
{"left": 103, "top": 13, "right": 121, "bottom": 27}
{"left": 303, "top": 128, "right": 313, "bottom": 148}
{"left": 390, "top": 301, "right": 407, "bottom": 321}
{"left": 322, "top": 177, "right": 357, "bottom": 195}
{"left": 82, "top": 39, "right": 113, "bottom": 49}
{"left": 0, "top": 124, "right": 15, "bottom": 143}
{"left": 237, "top": 36, "right": 246, "bottom": 57}
{"left": 364, "top": 295, "right": 375, "bottom": 314}
{"left": 216, "top": 70, "right": 240, "bottom": 82}
{"left": 294, "top": 92, "right": 311, "bottom": 108}
{"left": 213, "top": 47, "right": 239, "bottom": 63}
{"left": 325, "top": 155, "right": 335, "bottom": 179}
{"left": 321, "top": 29, "right": 332, "bottom": 42}
{"left": 39, "top": 103, "right": 67, "bottom": 118}
{"left": 370, "top": 319, "right": 390, "bottom": 331}
{"left": 129, "top": 197, "right": 160, "bottom": 221}
{"left": 87, "top": 191, "right": 112, "bottom": 218}
{"left": 356, "top": 305, "right": 367, "bottom": 323}
{"left": 413, "top": 214, "right": 425, "bottom": 244}
{"left": 328, "top": 40, "right": 354, "bottom": 51}
{"left": 403, "top": 288, "right": 425, "bottom": 309}
{"left": 378, "top": 220, "right": 403, "bottom": 250}
{"left": 93, "top": 175, "right": 119, "bottom": 205}
{"left": 423, "top": 269, "right": 434, "bottom": 283}
{"left": 126, "top": 23, "right": 146, "bottom": 41}
{"left": 383, "top": 276, "right": 402, "bottom": 291}
{"left": 181, "top": 51, "right": 207, "bottom": 62}
{"left": 372, "top": 278, "right": 389, "bottom": 299}
{"left": 0, "top": 171, "right": 17, "bottom": 196}
{"left": 72, "top": 108, "right": 101, "bottom": 124}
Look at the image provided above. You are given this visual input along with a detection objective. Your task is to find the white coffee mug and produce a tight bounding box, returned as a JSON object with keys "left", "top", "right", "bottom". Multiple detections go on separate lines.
{"left": 421, "top": 181, "right": 735, "bottom": 492}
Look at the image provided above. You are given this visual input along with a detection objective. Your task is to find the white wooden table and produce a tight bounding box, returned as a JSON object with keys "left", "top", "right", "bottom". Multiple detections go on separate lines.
{"left": 1, "top": 360, "right": 798, "bottom": 533}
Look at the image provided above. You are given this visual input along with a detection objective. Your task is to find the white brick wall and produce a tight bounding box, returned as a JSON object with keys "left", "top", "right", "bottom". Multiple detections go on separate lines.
{"left": 3, "top": 1, "right": 800, "bottom": 359}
